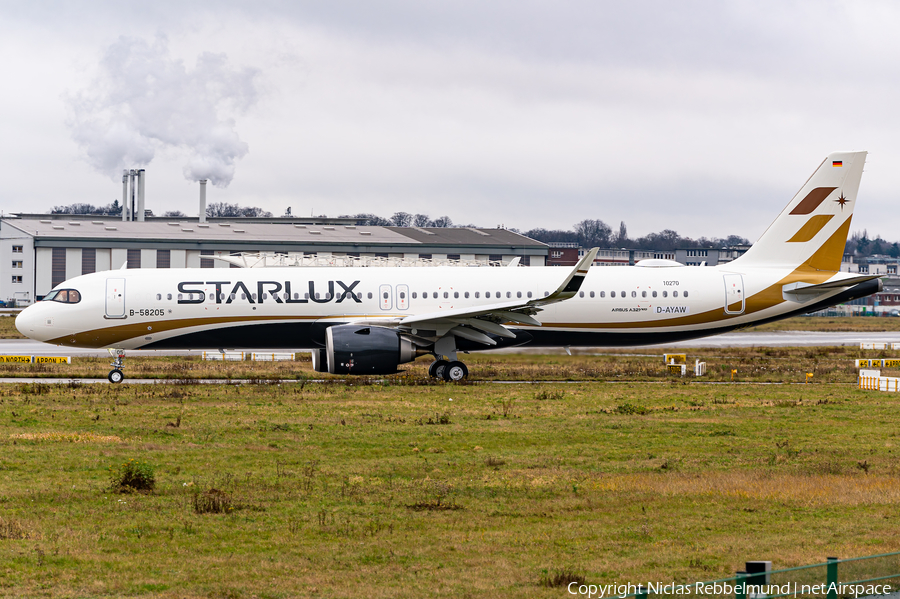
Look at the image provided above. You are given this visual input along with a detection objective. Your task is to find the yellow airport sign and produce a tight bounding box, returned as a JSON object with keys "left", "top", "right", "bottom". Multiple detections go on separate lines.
{"left": 34, "top": 356, "right": 71, "bottom": 364}
{"left": 0, "top": 355, "right": 32, "bottom": 363}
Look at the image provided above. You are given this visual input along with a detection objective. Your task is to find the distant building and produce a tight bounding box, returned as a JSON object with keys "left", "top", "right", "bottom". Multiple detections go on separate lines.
{"left": 546, "top": 242, "right": 580, "bottom": 266}
{"left": 0, "top": 214, "right": 548, "bottom": 305}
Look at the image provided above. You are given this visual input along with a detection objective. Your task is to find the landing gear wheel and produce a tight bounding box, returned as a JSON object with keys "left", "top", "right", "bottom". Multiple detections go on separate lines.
{"left": 108, "top": 369, "right": 124, "bottom": 384}
{"left": 443, "top": 361, "right": 468, "bottom": 382}
{"left": 429, "top": 359, "right": 449, "bottom": 380}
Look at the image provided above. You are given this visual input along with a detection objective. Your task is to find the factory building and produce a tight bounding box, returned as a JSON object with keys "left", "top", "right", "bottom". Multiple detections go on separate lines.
{"left": 0, "top": 214, "right": 548, "bottom": 306}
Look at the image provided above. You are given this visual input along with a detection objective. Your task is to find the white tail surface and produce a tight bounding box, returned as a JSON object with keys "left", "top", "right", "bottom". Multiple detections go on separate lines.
{"left": 734, "top": 151, "right": 866, "bottom": 272}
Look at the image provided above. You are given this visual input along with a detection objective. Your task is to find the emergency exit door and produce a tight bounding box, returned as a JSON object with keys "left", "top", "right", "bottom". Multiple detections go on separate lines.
{"left": 723, "top": 274, "right": 745, "bottom": 314}
{"left": 379, "top": 284, "right": 392, "bottom": 310}
{"left": 106, "top": 278, "right": 126, "bottom": 318}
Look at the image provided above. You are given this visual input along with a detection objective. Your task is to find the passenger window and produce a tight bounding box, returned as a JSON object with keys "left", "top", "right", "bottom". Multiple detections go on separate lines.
{"left": 485, "top": 292, "right": 491, "bottom": 298}
{"left": 684, "top": 291, "right": 689, "bottom": 298}
{"left": 496, "top": 291, "right": 501, "bottom": 297}
{"left": 631, "top": 291, "right": 636, "bottom": 298}
{"left": 544, "top": 291, "right": 549, "bottom": 297}
{"left": 241, "top": 293, "right": 246, "bottom": 300}
{"left": 506, "top": 291, "right": 511, "bottom": 298}
{"left": 264, "top": 293, "right": 269, "bottom": 300}
{"left": 433, "top": 292, "right": 438, "bottom": 299}
{"left": 208, "top": 293, "right": 214, "bottom": 301}
{"left": 231, "top": 294, "right": 236, "bottom": 301}
{"left": 652, "top": 291, "right": 657, "bottom": 298}
{"left": 156, "top": 294, "right": 162, "bottom": 300}
{"left": 579, "top": 291, "right": 584, "bottom": 298}
{"left": 527, "top": 291, "right": 532, "bottom": 298}
{"left": 464, "top": 292, "right": 469, "bottom": 298}
{"left": 662, "top": 291, "right": 668, "bottom": 298}
{"left": 600, "top": 291, "right": 605, "bottom": 298}
{"left": 326, "top": 293, "right": 332, "bottom": 300}
{"left": 673, "top": 291, "right": 678, "bottom": 298}
{"left": 400, "top": 292, "right": 406, "bottom": 299}
{"left": 590, "top": 291, "right": 595, "bottom": 298}
{"left": 367, "top": 292, "right": 373, "bottom": 299}
{"left": 642, "top": 291, "right": 647, "bottom": 298}
{"left": 475, "top": 292, "right": 480, "bottom": 298}
{"left": 294, "top": 293, "right": 300, "bottom": 300}
{"left": 412, "top": 292, "right": 417, "bottom": 299}
{"left": 611, "top": 291, "right": 616, "bottom": 298}
{"left": 252, "top": 293, "right": 258, "bottom": 300}
{"left": 167, "top": 293, "right": 172, "bottom": 300}
{"left": 444, "top": 292, "right": 449, "bottom": 299}
{"left": 178, "top": 293, "right": 183, "bottom": 301}
{"left": 454, "top": 292, "right": 459, "bottom": 299}
{"left": 314, "top": 293, "right": 319, "bottom": 299}
{"left": 516, "top": 291, "right": 522, "bottom": 298}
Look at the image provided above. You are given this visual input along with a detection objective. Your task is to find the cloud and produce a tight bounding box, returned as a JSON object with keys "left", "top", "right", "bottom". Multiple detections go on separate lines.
{"left": 66, "top": 35, "right": 259, "bottom": 187}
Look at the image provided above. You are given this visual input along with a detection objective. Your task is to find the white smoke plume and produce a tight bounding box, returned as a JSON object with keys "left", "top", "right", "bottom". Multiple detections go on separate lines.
{"left": 67, "top": 36, "right": 260, "bottom": 187}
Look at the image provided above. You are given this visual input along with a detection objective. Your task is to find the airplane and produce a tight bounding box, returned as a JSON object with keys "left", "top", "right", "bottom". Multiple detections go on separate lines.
{"left": 16, "top": 151, "right": 880, "bottom": 383}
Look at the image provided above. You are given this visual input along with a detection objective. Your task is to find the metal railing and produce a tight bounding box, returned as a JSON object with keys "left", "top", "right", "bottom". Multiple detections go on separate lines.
{"left": 611, "top": 553, "right": 900, "bottom": 599}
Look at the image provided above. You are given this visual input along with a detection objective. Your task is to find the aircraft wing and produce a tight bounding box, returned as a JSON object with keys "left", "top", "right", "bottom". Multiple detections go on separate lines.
{"left": 396, "top": 248, "right": 598, "bottom": 345}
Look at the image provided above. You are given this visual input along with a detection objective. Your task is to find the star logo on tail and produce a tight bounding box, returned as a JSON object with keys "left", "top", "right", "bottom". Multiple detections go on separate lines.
{"left": 835, "top": 192, "right": 849, "bottom": 210}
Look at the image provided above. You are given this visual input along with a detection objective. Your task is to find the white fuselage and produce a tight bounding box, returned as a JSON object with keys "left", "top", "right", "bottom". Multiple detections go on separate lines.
{"left": 14, "top": 262, "right": 868, "bottom": 351}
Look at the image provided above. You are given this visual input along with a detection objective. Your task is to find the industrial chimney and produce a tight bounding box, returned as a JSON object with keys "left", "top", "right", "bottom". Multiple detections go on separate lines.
{"left": 121, "top": 171, "right": 129, "bottom": 222}
{"left": 136, "top": 169, "right": 146, "bottom": 222}
{"left": 199, "top": 179, "right": 208, "bottom": 223}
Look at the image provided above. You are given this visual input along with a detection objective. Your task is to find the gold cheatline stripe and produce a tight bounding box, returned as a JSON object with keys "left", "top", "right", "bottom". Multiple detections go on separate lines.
{"left": 48, "top": 314, "right": 395, "bottom": 347}
{"left": 542, "top": 218, "right": 853, "bottom": 330}
{"left": 52, "top": 218, "right": 855, "bottom": 345}
{"left": 787, "top": 215, "right": 833, "bottom": 243}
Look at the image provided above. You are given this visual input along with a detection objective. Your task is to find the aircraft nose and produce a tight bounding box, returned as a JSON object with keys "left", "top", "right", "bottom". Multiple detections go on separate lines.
{"left": 15, "top": 304, "right": 46, "bottom": 341}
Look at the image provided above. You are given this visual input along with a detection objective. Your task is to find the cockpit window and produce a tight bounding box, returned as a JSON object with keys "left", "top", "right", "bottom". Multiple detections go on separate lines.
{"left": 44, "top": 288, "right": 81, "bottom": 304}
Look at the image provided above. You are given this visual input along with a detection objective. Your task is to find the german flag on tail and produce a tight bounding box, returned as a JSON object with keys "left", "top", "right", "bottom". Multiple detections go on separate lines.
{"left": 833, "top": 160, "right": 843, "bottom": 167}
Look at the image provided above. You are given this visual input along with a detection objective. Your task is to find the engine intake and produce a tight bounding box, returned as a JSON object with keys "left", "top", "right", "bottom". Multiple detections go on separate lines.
{"left": 325, "top": 325, "right": 417, "bottom": 374}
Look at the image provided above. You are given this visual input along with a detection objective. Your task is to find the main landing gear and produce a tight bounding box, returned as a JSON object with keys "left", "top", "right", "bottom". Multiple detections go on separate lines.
{"left": 428, "top": 358, "right": 469, "bottom": 382}
{"left": 108, "top": 349, "right": 126, "bottom": 384}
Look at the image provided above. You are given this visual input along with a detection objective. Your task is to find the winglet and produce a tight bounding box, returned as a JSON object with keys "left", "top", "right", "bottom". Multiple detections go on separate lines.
{"left": 531, "top": 247, "right": 598, "bottom": 306}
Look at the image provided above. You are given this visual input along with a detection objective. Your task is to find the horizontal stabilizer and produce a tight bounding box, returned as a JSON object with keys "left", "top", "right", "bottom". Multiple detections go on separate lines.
{"left": 783, "top": 274, "right": 882, "bottom": 301}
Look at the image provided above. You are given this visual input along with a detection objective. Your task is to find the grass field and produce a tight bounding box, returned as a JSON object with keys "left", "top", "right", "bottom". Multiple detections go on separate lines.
{"left": 0, "top": 343, "right": 894, "bottom": 384}
{"left": 2, "top": 352, "right": 900, "bottom": 597}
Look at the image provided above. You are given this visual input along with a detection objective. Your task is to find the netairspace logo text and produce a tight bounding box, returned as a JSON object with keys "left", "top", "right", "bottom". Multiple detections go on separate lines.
{"left": 567, "top": 582, "right": 893, "bottom": 598}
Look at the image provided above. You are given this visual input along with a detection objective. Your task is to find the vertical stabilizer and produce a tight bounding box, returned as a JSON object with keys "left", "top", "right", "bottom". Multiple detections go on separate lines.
{"left": 732, "top": 151, "right": 866, "bottom": 272}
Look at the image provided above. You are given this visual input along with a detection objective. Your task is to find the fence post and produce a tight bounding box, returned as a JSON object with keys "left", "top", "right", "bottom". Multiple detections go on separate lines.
{"left": 735, "top": 572, "right": 747, "bottom": 599}
{"left": 826, "top": 557, "right": 839, "bottom": 599}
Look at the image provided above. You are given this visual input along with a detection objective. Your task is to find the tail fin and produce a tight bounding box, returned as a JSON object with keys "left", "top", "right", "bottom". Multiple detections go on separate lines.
{"left": 732, "top": 151, "right": 866, "bottom": 272}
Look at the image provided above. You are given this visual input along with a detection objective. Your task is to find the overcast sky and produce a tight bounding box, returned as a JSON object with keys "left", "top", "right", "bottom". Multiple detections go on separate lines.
{"left": 1, "top": 1, "right": 899, "bottom": 241}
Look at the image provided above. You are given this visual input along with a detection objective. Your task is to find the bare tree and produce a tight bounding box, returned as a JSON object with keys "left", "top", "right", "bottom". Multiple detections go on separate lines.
{"left": 391, "top": 212, "right": 413, "bottom": 227}
{"left": 431, "top": 215, "right": 453, "bottom": 227}
{"left": 574, "top": 219, "right": 612, "bottom": 248}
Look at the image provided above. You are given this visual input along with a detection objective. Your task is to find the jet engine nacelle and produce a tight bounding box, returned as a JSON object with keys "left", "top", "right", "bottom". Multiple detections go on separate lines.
{"left": 325, "top": 325, "right": 417, "bottom": 375}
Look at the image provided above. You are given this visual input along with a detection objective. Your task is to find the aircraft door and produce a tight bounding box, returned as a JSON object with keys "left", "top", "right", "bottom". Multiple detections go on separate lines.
{"left": 723, "top": 274, "right": 745, "bottom": 314}
{"left": 106, "top": 278, "right": 126, "bottom": 318}
{"left": 379, "top": 284, "right": 393, "bottom": 310}
{"left": 397, "top": 284, "right": 409, "bottom": 310}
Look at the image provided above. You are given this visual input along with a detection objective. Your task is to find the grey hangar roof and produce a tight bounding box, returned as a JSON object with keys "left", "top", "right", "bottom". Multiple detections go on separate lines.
{"left": 1, "top": 218, "right": 547, "bottom": 255}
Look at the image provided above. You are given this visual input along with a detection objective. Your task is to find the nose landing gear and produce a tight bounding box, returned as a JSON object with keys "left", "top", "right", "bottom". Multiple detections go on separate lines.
{"left": 108, "top": 349, "right": 126, "bottom": 383}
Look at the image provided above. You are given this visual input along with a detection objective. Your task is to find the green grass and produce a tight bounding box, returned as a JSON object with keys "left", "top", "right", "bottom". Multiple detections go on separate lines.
{"left": 0, "top": 344, "right": 890, "bottom": 383}
{"left": 1, "top": 371, "right": 899, "bottom": 597}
